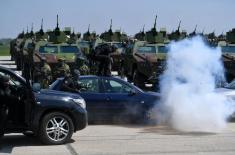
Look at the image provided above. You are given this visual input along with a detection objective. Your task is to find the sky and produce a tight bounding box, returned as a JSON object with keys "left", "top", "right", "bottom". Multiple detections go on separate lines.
{"left": 0, "top": 0, "right": 235, "bottom": 38}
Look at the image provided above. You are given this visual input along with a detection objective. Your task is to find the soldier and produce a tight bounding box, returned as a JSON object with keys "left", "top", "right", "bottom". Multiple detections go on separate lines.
{"left": 54, "top": 58, "right": 70, "bottom": 79}
{"left": 0, "top": 75, "right": 19, "bottom": 137}
{"left": 34, "top": 57, "right": 52, "bottom": 88}
{"left": 94, "top": 44, "right": 117, "bottom": 76}
{"left": 61, "top": 69, "right": 83, "bottom": 93}
{"left": 76, "top": 57, "right": 90, "bottom": 75}
{"left": 23, "top": 41, "right": 35, "bottom": 84}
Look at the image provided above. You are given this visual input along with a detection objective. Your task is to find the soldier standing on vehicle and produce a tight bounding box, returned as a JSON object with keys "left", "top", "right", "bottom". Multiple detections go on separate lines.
{"left": 0, "top": 75, "right": 19, "bottom": 137}
{"left": 34, "top": 57, "right": 52, "bottom": 88}
{"left": 54, "top": 58, "right": 70, "bottom": 79}
{"left": 94, "top": 44, "right": 117, "bottom": 76}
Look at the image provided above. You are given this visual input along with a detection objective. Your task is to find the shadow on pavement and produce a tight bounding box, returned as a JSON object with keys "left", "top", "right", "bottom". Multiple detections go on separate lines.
{"left": 0, "top": 134, "right": 41, "bottom": 154}
{"left": 120, "top": 124, "right": 216, "bottom": 136}
{"left": 0, "top": 134, "right": 75, "bottom": 154}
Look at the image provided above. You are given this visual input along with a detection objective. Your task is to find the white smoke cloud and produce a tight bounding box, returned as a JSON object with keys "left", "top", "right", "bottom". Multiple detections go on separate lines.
{"left": 158, "top": 36, "right": 235, "bottom": 132}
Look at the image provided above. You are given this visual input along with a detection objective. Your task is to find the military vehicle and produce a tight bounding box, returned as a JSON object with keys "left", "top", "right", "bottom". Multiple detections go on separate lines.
{"left": 219, "top": 28, "right": 235, "bottom": 81}
{"left": 134, "top": 25, "right": 145, "bottom": 41}
{"left": 32, "top": 15, "right": 85, "bottom": 75}
{"left": 77, "top": 25, "right": 96, "bottom": 57}
{"left": 189, "top": 25, "right": 198, "bottom": 37}
{"left": 97, "top": 19, "right": 127, "bottom": 74}
{"left": 122, "top": 15, "right": 168, "bottom": 89}
{"left": 168, "top": 21, "right": 187, "bottom": 41}
{"left": 14, "top": 25, "right": 35, "bottom": 70}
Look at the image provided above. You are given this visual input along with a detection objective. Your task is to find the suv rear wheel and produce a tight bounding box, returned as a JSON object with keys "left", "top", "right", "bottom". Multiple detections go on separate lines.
{"left": 39, "top": 112, "right": 74, "bottom": 145}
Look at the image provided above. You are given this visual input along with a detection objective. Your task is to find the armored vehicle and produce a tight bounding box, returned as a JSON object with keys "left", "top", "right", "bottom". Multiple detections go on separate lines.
{"left": 15, "top": 25, "right": 35, "bottom": 70}
{"left": 33, "top": 15, "right": 85, "bottom": 73}
{"left": 98, "top": 20, "right": 127, "bottom": 74}
{"left": 122, "top": 15, "right": 168, "bottom": 89}
{"left": 134, "top": 26, "right": 145, "bottom": 41}
{"left": 219, "top": 28, "right": 235, "bottom": 81}
{"left": 168, "top": 21, "right": 187, "bottom": 41}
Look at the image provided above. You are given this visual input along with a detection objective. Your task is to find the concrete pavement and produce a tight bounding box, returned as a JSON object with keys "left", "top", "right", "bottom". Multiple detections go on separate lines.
{"left": 1, "top": 123, "right": 235, "bottom": 155}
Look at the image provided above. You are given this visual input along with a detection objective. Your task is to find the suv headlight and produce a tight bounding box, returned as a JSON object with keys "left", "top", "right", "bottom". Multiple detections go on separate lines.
{"left": 72, "top": 98, "right": 86, "bottom": 109}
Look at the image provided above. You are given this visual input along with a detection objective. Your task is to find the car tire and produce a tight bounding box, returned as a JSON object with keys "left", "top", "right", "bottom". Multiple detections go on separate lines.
{"left": 38, "top": 112, "right": 74, "bottom": 145}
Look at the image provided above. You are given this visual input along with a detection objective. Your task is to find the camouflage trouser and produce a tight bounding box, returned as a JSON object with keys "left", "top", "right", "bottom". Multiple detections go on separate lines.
{"left": 80, "top": 65, "right": 90, "bottom": 75}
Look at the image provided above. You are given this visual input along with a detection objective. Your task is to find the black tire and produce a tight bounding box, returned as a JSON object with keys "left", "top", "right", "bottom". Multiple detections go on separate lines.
{"left": 38, "top": 112, "right": 74, "bottom": 145}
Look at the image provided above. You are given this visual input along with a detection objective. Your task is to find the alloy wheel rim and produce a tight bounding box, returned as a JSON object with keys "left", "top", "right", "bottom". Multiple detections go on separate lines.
{"left": 46, "top": 116, "right": 69, "bottom": 142}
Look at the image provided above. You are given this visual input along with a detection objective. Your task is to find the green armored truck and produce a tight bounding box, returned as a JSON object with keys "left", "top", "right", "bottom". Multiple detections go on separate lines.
{"left": 98, "top": 19, "right": 127, "bottom": 74}
{"left": 219, "top": 28, "right": 235, "bottom": 81}
{"left": 123, "top": 15, "right": 168, "bottom": 89}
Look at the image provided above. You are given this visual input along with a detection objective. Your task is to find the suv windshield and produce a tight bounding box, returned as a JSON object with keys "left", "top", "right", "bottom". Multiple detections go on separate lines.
{"left": 39, "top": 46, "right": 58, "bottom": 54}
{"left": 60, "top": 46, "right": 80, "bottom": 53}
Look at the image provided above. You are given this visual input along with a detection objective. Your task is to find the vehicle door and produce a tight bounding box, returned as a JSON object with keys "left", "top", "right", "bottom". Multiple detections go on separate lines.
{"left": 0, "top": 69, "right": 35, "bottom": 126}
{"left": 101, "top": 77, "right": 141, "bottom": 119}
{"left": 78, "top": 77, "right": 109, "bottom": 121}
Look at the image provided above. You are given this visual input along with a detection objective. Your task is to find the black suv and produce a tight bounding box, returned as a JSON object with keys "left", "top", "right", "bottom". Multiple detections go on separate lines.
{"left": 0, "top": 66, "right": 87, "bottom": 145}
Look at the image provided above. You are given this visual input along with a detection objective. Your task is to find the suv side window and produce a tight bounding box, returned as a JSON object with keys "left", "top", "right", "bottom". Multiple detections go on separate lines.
{"left": 79, "top": 78, "right": 100, "bottom": 93}
{"left": 103, "top": 79, "right": 132, "bottom": 93}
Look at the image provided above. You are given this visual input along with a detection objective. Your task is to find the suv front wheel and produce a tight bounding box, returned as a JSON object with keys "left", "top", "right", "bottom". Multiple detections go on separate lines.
{"left": 39, "top": 112, "right": 74, "bottom": 145}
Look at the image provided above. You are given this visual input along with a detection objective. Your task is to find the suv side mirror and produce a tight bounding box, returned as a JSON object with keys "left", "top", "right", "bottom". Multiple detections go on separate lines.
{"left": 128, "top": 89, "right": 136, "bottom": 96}
{"left": 32, "top": 83, "right": 41, "bottom": 92}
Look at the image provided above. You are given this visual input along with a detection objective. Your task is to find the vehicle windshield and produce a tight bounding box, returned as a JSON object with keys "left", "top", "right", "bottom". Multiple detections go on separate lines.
{"left": 158, "top": 46, "right": 168, "bottom": 53}
{"left": 60, "top": 46, "right": 80, "bottom": 53}
{"left": 221, "top": 46, "right": 235, "bottom": 53}
{"left": 39, "top": 46, "right": 58, "bottom": 54}
{"left": 137, "top": 46, "right": 156, "bottom": 53}
{"left": 78, "top": 42, "right": 90, "bottom": 48}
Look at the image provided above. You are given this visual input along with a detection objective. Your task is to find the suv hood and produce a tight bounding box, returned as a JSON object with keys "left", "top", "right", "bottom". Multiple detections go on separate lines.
{"left": 34, "top": 89, "right": 83, "bottom": 104}
{"left": 38, "top": 89, "right": 82, "bottom": 99}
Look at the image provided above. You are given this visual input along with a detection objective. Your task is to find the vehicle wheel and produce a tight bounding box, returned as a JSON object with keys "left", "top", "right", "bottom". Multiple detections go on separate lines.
{"left": 39, "top": 112, "right": 74, "bottom": 145}
{"left": 133, "top": 69, "right": 145, "bottom": 88}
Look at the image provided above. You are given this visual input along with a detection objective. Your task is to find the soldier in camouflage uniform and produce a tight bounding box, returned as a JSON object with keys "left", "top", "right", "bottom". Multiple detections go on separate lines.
{"left": 34, "top": 57, "right": 52, "bottom": 88}
{"left": 54, "top": 58, "right": 70, "bottom": 79}
{"left": 22, "top": 40, "right": 35, "bottom": 84}
{"left": 76, "top": 57, "right": 90, "bottom": 75}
